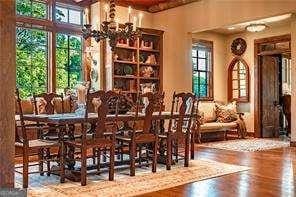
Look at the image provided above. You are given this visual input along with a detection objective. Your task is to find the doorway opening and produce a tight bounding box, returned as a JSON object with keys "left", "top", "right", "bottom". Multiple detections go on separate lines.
{"left": 254, "top": 34, "right": 291, "bottom": 138}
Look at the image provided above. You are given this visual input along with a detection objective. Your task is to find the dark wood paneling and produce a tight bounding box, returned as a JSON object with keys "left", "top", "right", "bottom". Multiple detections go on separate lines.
{"left": 254, "top": 34, "right": 291, "bottom": 138}
{"left": 0, "top": 0, "right": 16, "bottom": 188}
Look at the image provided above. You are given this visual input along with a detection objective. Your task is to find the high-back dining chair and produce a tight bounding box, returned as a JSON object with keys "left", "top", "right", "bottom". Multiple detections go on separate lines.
{"left": 162, "top": 92, "right": 197, "bottom": 170}
{"left": 116, "top": 92, "right": 164, "bottom": 176}
{"left": 63, "top": 90, "right": 120, "bottom": 186}
{"left": 15, "top": 88, "right": 65, "bottom": 188}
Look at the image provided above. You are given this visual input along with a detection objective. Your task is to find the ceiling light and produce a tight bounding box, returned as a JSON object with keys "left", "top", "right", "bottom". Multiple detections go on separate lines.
{"left": 228, "top": 27, "right": 235, "bottom": 30}
{"left": 245, "top": 24, "right": 267, "bottom": 32}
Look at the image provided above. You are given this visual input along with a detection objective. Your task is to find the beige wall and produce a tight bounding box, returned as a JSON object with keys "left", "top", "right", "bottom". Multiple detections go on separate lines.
{"left": 225, "top": 24, "right": 291, "bottom": 132}
{"left": 151, "top": 0, "right": 296, "bottom": 135}
{"left": 191, "top": 24, "right": 292, "bottom": 132}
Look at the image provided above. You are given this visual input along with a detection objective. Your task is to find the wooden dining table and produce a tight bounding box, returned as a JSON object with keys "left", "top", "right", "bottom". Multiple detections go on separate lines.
{"left": 22, "top": 111, "right": 197, "bottom": 181}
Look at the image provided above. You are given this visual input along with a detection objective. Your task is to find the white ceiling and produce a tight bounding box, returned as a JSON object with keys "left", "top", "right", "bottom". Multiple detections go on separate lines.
{"left": 210, "top": 14, "right": 292, "bottom": 35}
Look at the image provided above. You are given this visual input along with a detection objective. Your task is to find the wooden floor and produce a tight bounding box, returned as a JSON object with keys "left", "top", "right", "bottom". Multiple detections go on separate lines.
{"left": 141, "top": 145, "right": 296, "bottom": 197}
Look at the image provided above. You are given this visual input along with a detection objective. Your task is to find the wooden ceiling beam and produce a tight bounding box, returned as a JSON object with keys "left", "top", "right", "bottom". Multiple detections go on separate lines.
{"left": 148, "top": 0, "right": 200, "bottom": 13}
{"left": 71, "top": 0, "right": 199, "bottom": 12}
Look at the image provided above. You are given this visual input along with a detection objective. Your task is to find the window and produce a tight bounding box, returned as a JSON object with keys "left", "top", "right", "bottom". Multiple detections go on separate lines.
{"left": 16, "top": 0, "right": 48, "bottom": 19}
{"left": 228, "top": 57, "right": 249, "bottom": 102}
{"left": 192, "top": 40, "right": 213, "bottom": 100}
{"left": 55, "top": 5, "right": 83, "bottom": 26}
{"left": 16, "top": 27, "right": 49, "bottom": 98}
{"left": 16, "top": 1, "right": 85, "bottom": 98}
{"left": 56, "top": 33, "right": 82, "bottom": 94}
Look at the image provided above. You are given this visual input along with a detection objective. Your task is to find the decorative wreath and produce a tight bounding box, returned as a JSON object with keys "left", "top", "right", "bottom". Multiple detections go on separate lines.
{"left": 231, "top": 38, "right": 247, "bottom": 56}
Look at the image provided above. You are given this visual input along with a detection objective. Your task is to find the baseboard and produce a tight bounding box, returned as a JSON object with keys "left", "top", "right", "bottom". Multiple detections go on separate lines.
{"left": 290, "top": 141, "right": 296, "bottom": 147}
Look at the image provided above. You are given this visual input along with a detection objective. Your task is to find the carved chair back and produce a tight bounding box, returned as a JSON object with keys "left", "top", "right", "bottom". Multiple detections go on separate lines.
{"left": 134, "top": 92, "right": 164, "bottom": 134}
{"left": 168, "top": 92, "right": 197, "bottom": 136}
{"left": 33, "top": 93, "right": 64, "bottom": 114}
{"left": 84, "top": 90, "right": 120, "bottom": 139}
{"left": 15, "top": 88, "right": 28, "bottom": 145}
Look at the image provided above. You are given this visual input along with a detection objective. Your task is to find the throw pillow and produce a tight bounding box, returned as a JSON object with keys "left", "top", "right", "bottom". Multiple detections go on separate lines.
{"left": 215, "top": 102, "right": 238, "bottom": 123}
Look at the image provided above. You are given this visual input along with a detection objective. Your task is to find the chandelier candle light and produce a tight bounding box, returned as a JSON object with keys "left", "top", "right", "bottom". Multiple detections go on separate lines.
{"left": 82, "top": 0, "right": 142, "bottom": 51}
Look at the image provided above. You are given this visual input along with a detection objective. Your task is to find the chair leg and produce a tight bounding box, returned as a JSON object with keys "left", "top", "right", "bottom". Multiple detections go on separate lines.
{"left": 81, "top": 148, "right": 87, "bottom": 186}
{"left": 23, "top": 148, "right": 29, "bottom": 188}
{"left": 152, "top": 141, "right": 157, "bottom": 173}
{"left": 166, "top": 138, "right": 172, "bottom": 170}
{"left": 175, "top": 141, "right": 178, "bottom": 163}
{"left": 130, "top": 142, "right": 136, "bottom": 176}
{"left": 103, "top": 148, "right": 107, "bottom": 162}
{"left": 185, "top": 133, "right": 190, "bottom": 167}
{"left": 38, "top": 148, "right": 44, "bottom": 176}
{"left": 97, "top": 148, "right": 101, "bottom": 174}
{"left": 109, "top": 146, "right": 115, "bottom": 181}
{"left": 60, "top": 144, "right": 65, "bottom": 183}
{"left": 92, "top": 148, "right": 96, "bottom": 165}
{"left": 138, "top": 145, "right": 142, "bottom": 166}
{"left": 46, "top": 148, "right": 51, "bottom": 176}
{"left": 190, "top": 132, "right": 195, "bottom": 160}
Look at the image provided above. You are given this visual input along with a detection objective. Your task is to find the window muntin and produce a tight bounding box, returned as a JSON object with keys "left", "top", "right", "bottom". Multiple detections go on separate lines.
{"left": 55, "top": 6, "right": 83, "bottom": 26}
{"left": 192, "top": 40, "right": 213, "bottom": 100}
{"left": 56, "top": 33, "right": 82, "bottom": 94}
{"left": 16, "top": 27, "right": 48, "bottom": 98}
{"left": 16, "top": 0, "right": 48, "bottom": 19}
{"left": 228, "top": 58, "right": 249, "bottom": 102}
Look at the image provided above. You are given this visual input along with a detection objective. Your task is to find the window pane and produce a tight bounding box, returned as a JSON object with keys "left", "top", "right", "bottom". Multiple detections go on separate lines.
{"left": 192, "top": 58, "right": 197, "bottom": 70}
{"left": 56, "top": 48, "right": 69, "bottom": 68}
{"left": 232, "top": 71, "right": 237, "bottom": 79}
{"left": 192, "top": 49, "right": 197, "bottom": 57}
{"left": 232, "top": 80, "right": 238, "bottom": 89}
{"left": 70, "top": 50, "right": 82, "bottom": 72}
{"left": 199, "top": 85, "right": 207, "bottom": 97}
{"left": 233, "top": 90, "right": 239, "bottom": 98}
{"left": 57, "top": 34, "right": 68, "bottom": 48}
{"left": 240, "top": 74, "right": 246, "bottom": 79}
{"left": 69, "top": 9, "right": 82, "bottom": 25}
{"left": 200, "top": 72, "right": 207, "bottom": 85}
{"left": 198, "top": 50, "right": 206, "bottom": 58}
{"left": 69, "top": 36, "right": 82, "bottom": 50}
{"left": 240, "top": 89, "right": 246, "bottom": 97}
{"left": 56, "top": 6, "right": 68, "bottom": 23}
{"left": 56, "top": 67, "right": 69, "bottom": 91}
{"left": 32, "top": 1, "right": 47, "bottom": 19}
{"left": 198, "top": 59, "right": 206, "bottom": 70}
{"left": 16, "top": 27, "right": 48, "bottom": 98}
{"left": 240, "top": 80, "right": 246, "bottom": 86}
{"left": 16, "top": 0, "right": 31, "bottom": 17}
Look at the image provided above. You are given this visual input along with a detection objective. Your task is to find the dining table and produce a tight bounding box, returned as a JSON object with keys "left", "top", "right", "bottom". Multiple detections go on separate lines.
{"left": 22, "top": 111, "right": 197, "bottom": 181}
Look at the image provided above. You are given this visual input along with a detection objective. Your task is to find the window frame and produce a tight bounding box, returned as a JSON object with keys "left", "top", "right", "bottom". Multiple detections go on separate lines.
{"left": 192, "top": 39, "right": 214, "bottom": 101}
{"left": 228, "top": 57, "right": 250, "bottom": 103}
{"left": 16, "top": 0, "right": 86, "bottom": 96}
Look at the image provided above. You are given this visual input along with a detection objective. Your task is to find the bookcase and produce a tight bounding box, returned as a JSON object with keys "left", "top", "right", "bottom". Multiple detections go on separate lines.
{"left": 104, "top": 28, "right": 164, "bottom": 101}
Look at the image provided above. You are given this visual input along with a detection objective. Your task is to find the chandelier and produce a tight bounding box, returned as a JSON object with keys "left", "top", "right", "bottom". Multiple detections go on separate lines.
{"left": 82, "top": 0, "right": 142, "bottom": 51}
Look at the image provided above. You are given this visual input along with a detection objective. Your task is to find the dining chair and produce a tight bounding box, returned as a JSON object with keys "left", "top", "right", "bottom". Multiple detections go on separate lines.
{"left": 116, "top": 92, "right": 164, "bottom": 176}
{"left": 32, "top": 92, "right": 67, "bottom": 176}
{"left": 159, "top": 92, "right": 197, "bottom": 170}
{"left": 62, "top": 90, "right": 119, "bottom": 186}
{"left": 15, "top": 88, "right": 65, "bottom": 188}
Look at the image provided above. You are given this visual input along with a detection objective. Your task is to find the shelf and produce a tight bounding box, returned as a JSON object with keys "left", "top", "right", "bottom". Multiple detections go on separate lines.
{"left": 140, "top": 63, "right": 159, "bottom": 67}
{"left": 114, "top": 60, "right": 137, "bottom": 65}
{"left": 140, "top": 48, "right": 160, "bottom": 53}
{"left": 114, "top": 75, "right": 137, "bottom": 79}
{"left": 116, "top": 45, "right": 137, "bottom": 50}
{"left": 139, "top": 77, "right": 160, "bottom": 80}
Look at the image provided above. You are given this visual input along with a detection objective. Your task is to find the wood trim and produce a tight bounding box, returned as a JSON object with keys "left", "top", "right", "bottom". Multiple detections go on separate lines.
{"left": 254, "top": 34, "right": 291, "bottom": 138}
{"left": 192, "top": 39, "right": 214, "bottom": 101}
{"left": 0, "top": 0, "right": 16, "bottom": 187}
{"left": 227, "top": 57, "right": 250, "bottom": 103}
{"left": 290, "top": 141, "right": 296, "bottom": 147}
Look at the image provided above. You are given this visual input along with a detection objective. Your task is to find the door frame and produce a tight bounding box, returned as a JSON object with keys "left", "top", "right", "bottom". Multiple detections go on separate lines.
{"left": 254, "top": 34, "right": 291, "bottom": 138}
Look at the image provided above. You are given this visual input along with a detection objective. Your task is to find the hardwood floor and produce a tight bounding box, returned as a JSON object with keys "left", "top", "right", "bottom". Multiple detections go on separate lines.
{"left": 141, "top": 145, "right": 296, "bottom": 197}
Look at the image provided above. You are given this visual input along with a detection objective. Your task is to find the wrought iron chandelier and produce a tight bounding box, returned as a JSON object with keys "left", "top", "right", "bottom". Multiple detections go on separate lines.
{"left": 82, "top": 0, "right": 141, "bottom": 51}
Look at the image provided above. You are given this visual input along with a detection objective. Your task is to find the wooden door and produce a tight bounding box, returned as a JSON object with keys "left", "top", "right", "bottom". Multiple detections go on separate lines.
{"left": 260, "top": 55, "right": 281, "bottom": 137}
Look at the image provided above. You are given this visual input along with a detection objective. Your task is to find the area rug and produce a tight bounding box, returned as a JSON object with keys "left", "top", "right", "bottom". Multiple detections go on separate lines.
{"left": 26, "top": 159, "right": 249, "bottom": 197}
{"left": 199, "top": 138, "right": 290, "bottom": 152}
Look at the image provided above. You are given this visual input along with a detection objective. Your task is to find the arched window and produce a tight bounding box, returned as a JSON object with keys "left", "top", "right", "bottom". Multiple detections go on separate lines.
{"left": 228, "top": 57, "right": 249, "bottom": 102}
